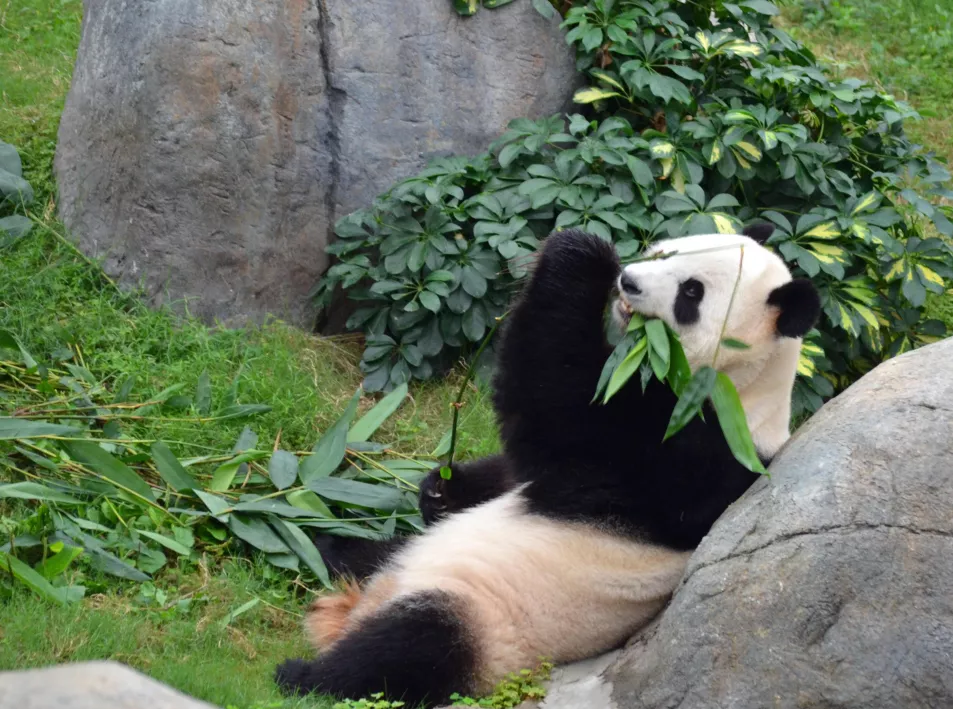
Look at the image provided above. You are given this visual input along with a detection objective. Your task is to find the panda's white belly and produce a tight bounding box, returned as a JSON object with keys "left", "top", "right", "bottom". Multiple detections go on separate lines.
{"left": 379, "top": 488, "right": 691, "bottom": 687}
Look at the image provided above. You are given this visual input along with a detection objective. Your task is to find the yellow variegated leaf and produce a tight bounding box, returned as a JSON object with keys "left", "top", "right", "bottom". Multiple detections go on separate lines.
{"left": 724, "top": 110, "right": 755, "bottom": 122}
{"left": 851, "top": 302, "right": 880, "bottom": 329}
{"left": 672, "top": 168, "right": 686, "bottom": 194}
{"left": 574, "top": 87, "right": 623, "bottom": 104}
{"left": 650, "top": 141, "right": 676, "bottom": 158}
{"left": 762, "top": 130, "right": 778, "bottom": 150}
{"left": 590, "top": 70, "right": 626, "bottom": 92}
{"left": 866, "top": 326, "right": 883, "bottom": 353}
{"left": 806, "top": 242, "right": 847, "bottom": 262}
{"left": 659, "top": 157, "right": 674, "bottom": 178}
{"left": 837, "top": 303, "right": 854, "bottom": 332}
{"left": 916, "top": 264, "right": 945, "bottom": 287}
{"left": 734, "top": 151, "right": 751, "bottom": 170}
{"left": 919, "top": 334, "right": 943, "bottom": 344}
{"left": 884, "top": 258, "right": 906, "bottom": 281}
{"left": 712, "top": 213, "right": 735, "bottom": 234}
{"left": 708, "top": 141, "right": 722, "bottom": 165}
{"left": 850, "top": 191, "right": 880, "bottom": 216}
{"left": 724, "top": 40, "right": 764, "bottom": 57}
{"left": 695, "top": 31, "right": 712, "bottom": 52}
{"left": 802, "top": 341, "right": 823, "bottom": 358}
{"left": 734, "top": 141, "right": 762, "bottom": 161}
{"left": 797, "top": 353, "right": 816, "bottom": 377}
{"left": 905, "top": 267, "right": 916, "bottom": 282}
{"left": 850, "top": 222, "right": 870, "bottom": 241}
{"left": 802, "top": 222, "right": 839, "bottom": 240}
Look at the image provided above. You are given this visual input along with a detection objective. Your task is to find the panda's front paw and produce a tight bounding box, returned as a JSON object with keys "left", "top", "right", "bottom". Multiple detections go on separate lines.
{"left": 418, "top": 468, "right": 452, "bottom": 525}
{"left": 538, "top": 229, "right": 620, "bottom": 282}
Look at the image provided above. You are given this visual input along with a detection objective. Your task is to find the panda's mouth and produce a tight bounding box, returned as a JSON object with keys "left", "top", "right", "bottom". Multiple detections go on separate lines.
{"left": 614, "top": 296, "right": 635, "bottom": 325}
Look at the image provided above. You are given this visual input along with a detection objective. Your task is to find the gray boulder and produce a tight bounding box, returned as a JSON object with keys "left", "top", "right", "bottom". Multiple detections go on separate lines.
{"left": 0, "top": 661, "right": 219, "bottom": 709}
{"left": 606, "top": 335, "right": 953, "bottom": 708}
{"left": 55, "top": 0, "right": 578, "bottom": 328}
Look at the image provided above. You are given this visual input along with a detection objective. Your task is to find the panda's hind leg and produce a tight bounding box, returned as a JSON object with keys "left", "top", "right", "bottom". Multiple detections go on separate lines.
{"left": 276, "top": 590, "right": 478, "bottom": 708}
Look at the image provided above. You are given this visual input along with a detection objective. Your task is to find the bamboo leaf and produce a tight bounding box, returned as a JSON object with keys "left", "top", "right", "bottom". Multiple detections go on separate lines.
{"left": 137, "top": 530, "right": 193, "bottom": 556}
{"left": 306, "top": 477, "right": 404, "bottom": 511}
{"left": 710, "top": 372, "right": 767, "bottom": 474}
{"left": 63, "top": 440, "right": 156, "bottom": 503}
{"left": 0, "top": 418, "right": 83, "bottom": 440}
{"left": 150, "top": 441, "right": 198, "bottom": 492}
{"left": 300, "top": 388, "right": 361, "bottom": 483}
{"left": 664, "top": 367, "right": 717, "bottom": 441}
{"left": 604, "top": 339, "right": 648, "bottom": 403}
{"left": 268, "top": 450, "right": 299, "bottom": 490}
{"left": 271, "top": 518, "right": 331, "bottom": 588}
{"left": 228, "top": 514, "right": 290, "bottom": 554}
{"left": 347, "top": 383, "right": 408, "bottom": 442}
{"left": 0, "top": 482, "right": 83, "bottom": 505}
{"left": 0, "top": 551, "right": 67, "bottom": 604}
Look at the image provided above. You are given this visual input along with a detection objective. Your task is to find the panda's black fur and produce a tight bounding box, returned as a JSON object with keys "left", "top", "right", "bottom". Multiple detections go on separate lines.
{"left": 277, "top": 227, "right": 820, "bottom": 706}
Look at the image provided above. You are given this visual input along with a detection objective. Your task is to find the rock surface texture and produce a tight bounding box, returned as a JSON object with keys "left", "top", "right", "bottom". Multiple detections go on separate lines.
{"left": 55, "top": 0, "right": 578, "bottom": 327}
{"left": 484, "top": 336, "right": 953, "bottom": 709}
{"left": 0, "top": 661, "right": 219, "bottom": 709}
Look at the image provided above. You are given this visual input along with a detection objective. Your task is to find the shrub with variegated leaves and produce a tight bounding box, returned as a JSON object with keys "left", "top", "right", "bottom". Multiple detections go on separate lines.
{"left": 312, "top": 0, "right": 953, "bottom": 419}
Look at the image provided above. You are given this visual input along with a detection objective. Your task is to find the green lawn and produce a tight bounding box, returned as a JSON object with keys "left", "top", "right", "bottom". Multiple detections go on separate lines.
{"left": 2, "top": 0, "right": 953, "bottom": 706}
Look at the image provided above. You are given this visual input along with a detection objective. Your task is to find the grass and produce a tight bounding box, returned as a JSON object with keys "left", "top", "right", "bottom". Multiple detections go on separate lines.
{"left": 3, "top": 0, "right": 953, "bottom": 705}
{"left": 0, "top": 560, "right": 332, "bottom": 709}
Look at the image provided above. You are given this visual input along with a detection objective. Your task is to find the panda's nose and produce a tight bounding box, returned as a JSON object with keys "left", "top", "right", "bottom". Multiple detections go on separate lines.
{"left": 619, "top": 272, "right": 641, "bottom": 296}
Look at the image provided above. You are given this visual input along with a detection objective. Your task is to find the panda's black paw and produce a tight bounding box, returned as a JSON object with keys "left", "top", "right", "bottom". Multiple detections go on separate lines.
{"left": 418, "top": 467, "right": 453, "bottom": 525}
{"left": 537, "top": 229, "right": 620, "bottom": 285}
{"left": 275, "top": 658, "right": 318, "bottom": 696}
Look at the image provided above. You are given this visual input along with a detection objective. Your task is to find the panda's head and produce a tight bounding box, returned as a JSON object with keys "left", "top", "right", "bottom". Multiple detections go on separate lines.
{"left": 613, "top": 224, "right": 820, "bottom": 396}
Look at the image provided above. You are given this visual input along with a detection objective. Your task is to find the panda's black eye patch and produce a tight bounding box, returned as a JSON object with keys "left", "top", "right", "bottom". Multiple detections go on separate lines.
{"left": 674, "top": 278, "right": 704, "bottom": 325}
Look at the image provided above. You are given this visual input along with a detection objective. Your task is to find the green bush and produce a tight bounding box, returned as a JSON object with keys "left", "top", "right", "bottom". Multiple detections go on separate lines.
{"left": 311, "top": 0, "right": 953, "bottom": 418}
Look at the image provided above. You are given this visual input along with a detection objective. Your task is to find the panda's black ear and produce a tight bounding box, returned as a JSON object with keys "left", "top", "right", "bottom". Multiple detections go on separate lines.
{"left": 742, "top": 222, "right": 775, "bottom": 245}
{"left": 768, "top": 278, "right": 821, "bottom": 338}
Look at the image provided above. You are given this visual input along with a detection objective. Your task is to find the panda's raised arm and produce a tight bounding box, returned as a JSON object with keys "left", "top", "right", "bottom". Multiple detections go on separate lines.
{"left": 491, "top": 230, "right": 624, "bottom": 446}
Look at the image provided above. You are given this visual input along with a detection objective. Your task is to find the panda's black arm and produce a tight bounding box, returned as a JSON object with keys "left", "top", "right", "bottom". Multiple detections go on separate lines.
{"left": 417, "top": 454, "right": 515, "bottom": 524}
{"left": 492, "top": 229, "right": 625, "bottom": 451}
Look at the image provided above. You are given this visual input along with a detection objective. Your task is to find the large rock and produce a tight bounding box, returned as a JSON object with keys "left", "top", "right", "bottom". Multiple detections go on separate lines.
{"left": 0, "top": 661, "right": 218, "bottom": 709}
{"left": 604, "top": 336, "right": 953, "bottom": 708}
{"left": 55, "top": 0, "right": 578, "bottom": 328}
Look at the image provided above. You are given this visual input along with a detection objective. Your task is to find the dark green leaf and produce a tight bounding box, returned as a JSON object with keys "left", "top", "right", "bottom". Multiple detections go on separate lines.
{"left": 604, "top": 339, "right": 648, "bottom": 403}
{"left": 138, "top": 530, "right": 193, "bottom": 556}
{"left": 0, "top": 482, "right": 83, "bottom": 504}
{"left": 214, "top": 404, "right": 272, "bottom": 420}
{"left": 228, "top": 514, "right": 290, "bottom": 554}
{"left": 63, "top": 440, "right": 156, "bottom": 503}
{"left": 150, "top": 441, "right": 198, "bottom": 492}
{"left": 531, "top": 0, "right": 556, "bottom": 19}
{"left": 347, "top": 383, "right": 408, "bottom": 443}
{"left": 195, "top": 370, "right": 212, "bottom": 414}
{"left": 307, "top": 477, "right": 404, "bottom": 511}
{"left": 0, "top": 550, "right": 67, "bottom": 604}
{"left": 300, "top": 388, "right": 361, "bottom": 483}
{"left": 664, "top": 367, "right": 717, "bottom": 441}
{"left": 271, "top": 518, "right": 332, "bottom": 588}
{"left": 268, "top": 450, "right": 299, "bottom": 490}
{"left": 0, "top": 418, "right": 83, "bottom": 440}
{"left": 711, "top": 372, "right": 767, "bottom": 474}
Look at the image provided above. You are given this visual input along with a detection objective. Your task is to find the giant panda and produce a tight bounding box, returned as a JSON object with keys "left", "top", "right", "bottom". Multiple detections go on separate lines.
{"left": 276, "top": 226, "right": 821, "bottom": 707}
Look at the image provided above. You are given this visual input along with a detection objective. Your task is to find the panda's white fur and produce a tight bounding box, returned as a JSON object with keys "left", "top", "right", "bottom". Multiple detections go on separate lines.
{"left": 276, "top": 228, "right": 821, "bottom": 707}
